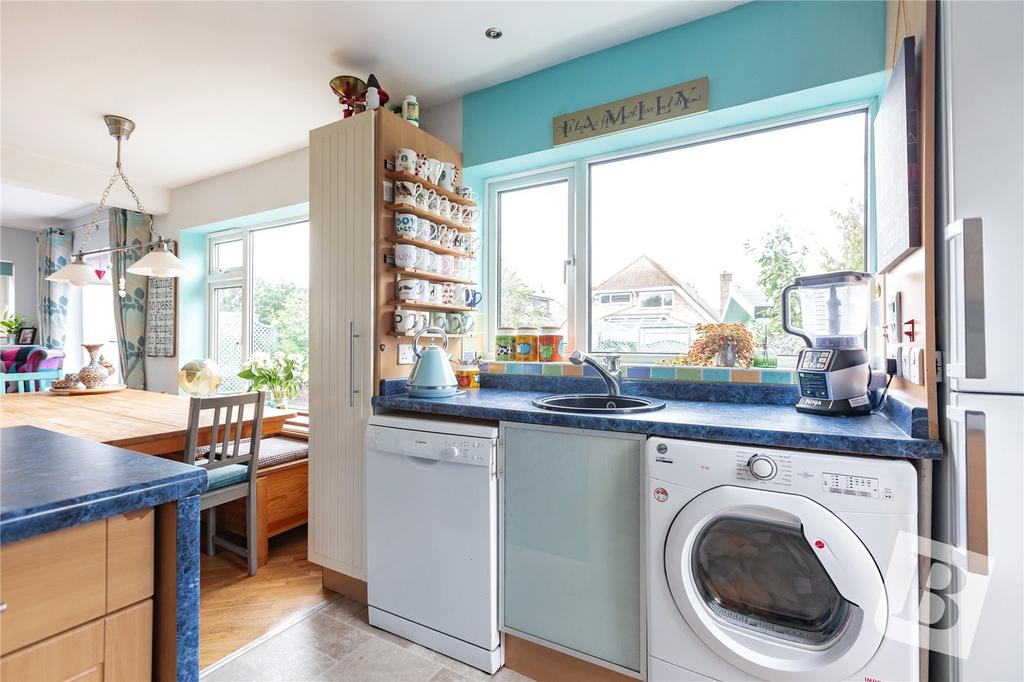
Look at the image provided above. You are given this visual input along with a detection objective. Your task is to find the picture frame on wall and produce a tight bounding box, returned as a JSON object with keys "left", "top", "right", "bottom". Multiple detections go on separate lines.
{"left": 145, "top": 242, "right": 178, "bottom": 357}
{"left": 16, "top": 327, "right": 36, "bottom": 345}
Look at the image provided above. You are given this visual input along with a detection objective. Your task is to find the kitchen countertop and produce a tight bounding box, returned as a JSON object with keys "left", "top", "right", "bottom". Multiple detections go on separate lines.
{"left": 372, "top": 386, "right": 943, "bottom": 460}
{"left": 1, "top": 425, "right": 207, "bottom": 544}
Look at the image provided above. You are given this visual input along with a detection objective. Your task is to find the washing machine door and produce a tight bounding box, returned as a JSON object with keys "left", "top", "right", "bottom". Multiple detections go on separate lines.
{"left": 664, "top": 486, "right": 887, "bottom": 681}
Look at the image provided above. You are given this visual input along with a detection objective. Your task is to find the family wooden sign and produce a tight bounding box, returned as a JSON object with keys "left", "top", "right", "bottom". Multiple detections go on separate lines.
{"left": 552, "top": 76, "right": 709, "bottom": 146}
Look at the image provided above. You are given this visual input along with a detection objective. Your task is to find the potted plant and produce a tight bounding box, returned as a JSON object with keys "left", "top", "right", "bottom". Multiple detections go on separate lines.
{"left": 661, "top": 323, "right": 755, "bottom": 368}
{"left": 237, "top": 351, "right": 308, "bottom": 407}
{"left": 1, "top": 312, "right": 24, "bottom": 341}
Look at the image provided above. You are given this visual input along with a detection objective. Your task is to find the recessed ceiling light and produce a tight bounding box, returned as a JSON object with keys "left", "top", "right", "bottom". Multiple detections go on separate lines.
{"left": 485, "top": 27, "right": 503, "bottom": 40}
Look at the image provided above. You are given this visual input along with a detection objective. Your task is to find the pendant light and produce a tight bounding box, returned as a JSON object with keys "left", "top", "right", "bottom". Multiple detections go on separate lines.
{"left": 46, "top": 115, "right": 189, "bottom": 286}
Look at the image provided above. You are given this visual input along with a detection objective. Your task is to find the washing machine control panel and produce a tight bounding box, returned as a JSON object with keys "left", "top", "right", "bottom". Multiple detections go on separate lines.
{"left": 822, "top": 472, "right": 883, "bottom": 498}
{"left": 734, "top": 452, "right": 792, "bottom": 486}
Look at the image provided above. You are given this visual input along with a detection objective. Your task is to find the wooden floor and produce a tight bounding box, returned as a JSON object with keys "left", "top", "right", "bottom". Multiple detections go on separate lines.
{"left": 199, "top": 525, "right": 330, "bottom": 669}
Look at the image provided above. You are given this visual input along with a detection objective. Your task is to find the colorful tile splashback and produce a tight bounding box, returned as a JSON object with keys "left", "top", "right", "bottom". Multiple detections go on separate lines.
{"left": 479, "top": 362, "right": 796, "bottom": 384}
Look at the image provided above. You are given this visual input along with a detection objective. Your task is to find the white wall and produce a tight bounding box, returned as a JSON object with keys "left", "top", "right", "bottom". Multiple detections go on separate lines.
{"left": 420, "top": 97, "right": 463, "bottom": 152}
{"left": 0, "top": 225, "right": 39, "bottom": 323}
{"left": 147, "top": 147, "right": 310, "bottom": 393}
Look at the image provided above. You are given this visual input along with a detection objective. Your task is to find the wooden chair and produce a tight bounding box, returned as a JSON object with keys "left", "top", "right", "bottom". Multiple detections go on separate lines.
{"left": 1, "top": 369, "right": 62, "bottom": 393}
{"left": 183, "top": 391, "right": 265, "bottom": 575}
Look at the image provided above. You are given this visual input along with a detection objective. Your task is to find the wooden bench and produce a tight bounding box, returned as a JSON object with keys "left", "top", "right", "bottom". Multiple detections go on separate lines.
{"left": 216, "top": 434, "right": 308, "bottom": 567}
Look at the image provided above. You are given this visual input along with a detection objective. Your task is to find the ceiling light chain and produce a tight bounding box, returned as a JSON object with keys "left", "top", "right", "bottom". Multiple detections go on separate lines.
{"left": 78, "top": 133, "right": 156, "bottom": 253}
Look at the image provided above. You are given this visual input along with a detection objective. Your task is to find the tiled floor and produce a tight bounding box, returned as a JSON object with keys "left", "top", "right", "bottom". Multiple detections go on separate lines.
{"left": 202, "top": 596, "right": 533, "bottom": 682}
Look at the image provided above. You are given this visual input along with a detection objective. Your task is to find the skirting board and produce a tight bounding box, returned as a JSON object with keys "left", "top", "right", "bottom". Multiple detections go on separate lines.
{"left": 504, "top": 634, "right": 635, "bottom": 682}
{"left": 322, "top": 567, "right": 367, "bottom": 604}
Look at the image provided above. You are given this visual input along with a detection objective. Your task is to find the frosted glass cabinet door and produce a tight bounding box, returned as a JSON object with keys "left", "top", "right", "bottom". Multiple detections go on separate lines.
{"left": 500, "top": 424, "right": 644, "bottom": 674}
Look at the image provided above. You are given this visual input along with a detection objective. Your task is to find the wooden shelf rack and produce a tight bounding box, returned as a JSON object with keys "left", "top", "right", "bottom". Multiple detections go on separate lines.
{"left": 387, "top": 266, "right": 478, "bottom": 285}
{"left": 384, "top": 202, "right": 478, "bottom": 234}
{"left": 385, "top": 170, "right": 477, "bottom": 207}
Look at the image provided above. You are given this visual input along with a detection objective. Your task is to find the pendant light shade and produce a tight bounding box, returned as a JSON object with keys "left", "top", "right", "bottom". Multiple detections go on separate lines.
{"left": 127, "top": 240, "right": 190, "bottom": 278}
{"left": 46, "top": 253, "right": 105, "bottom": 286}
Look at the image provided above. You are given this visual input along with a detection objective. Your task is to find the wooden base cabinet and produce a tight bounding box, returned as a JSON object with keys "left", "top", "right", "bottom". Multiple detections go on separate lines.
{"left": 0, "top": 511, "right": 155, "bottom": 681}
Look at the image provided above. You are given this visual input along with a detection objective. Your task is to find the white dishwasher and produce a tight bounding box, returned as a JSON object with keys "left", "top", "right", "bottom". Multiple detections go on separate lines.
{"left": 365, "top": 414, "right": 502, "bottom": 673}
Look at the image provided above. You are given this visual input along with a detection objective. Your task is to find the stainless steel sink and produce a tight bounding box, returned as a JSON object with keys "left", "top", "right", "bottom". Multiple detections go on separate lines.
{"left": 532, "top": 394, "right": 666, "bottom": 414}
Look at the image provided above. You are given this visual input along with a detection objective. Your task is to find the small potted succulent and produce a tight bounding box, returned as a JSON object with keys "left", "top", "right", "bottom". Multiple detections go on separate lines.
{"left": 238, "top": 351, "right": 309, "bottom": 407}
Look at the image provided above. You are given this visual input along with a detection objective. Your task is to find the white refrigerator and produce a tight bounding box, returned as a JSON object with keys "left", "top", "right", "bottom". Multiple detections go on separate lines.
{"left": 934, "top": 1, "right": 1024, "bottom": 680}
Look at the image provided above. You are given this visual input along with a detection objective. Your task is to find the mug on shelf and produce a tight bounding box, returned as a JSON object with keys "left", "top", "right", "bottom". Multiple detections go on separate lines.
{"left": 426, "top": 192, "right": 442, "bottom": 215}
{"left": 460, "top": 207, "right": 481, "bottom": 227}
{"left": 455, "top": 256, "right": 473, "bottom": 279}
{"left": 416, "top": 186, "right": 436, "bottom": 211}
{"left": 394, "top": 180, "right": 421, "bottom": 206}
{"left": 438, "top": 255, "right": 455, "bottom": 276}
{"left": 394, "top": 213, "right": 418, "bottom": 239}
{"left": 393, "top": 244, "right": 420, "bottom": 268}
{"left": 395, "top": 148, "right": 417, "bottom": 174}
{"left": 440, "top": 282, "right": 456, "bottom": 306}
{"left": 448, "top": 312, "right": 475, "bottom": 335}
{"left": 462, "top": 235, "right": 481, "bottom": 256}
{"left": 426, "top": 282, "right": 443, "bottom": 305}
{"left": 457, "top": 186, "right": 475, "bottom": 202}
{"left": 437, "top": 196, "right": 451, "bottom": 220}
{"left": 439, "top": 162, "right": 457, "bottom": 192}
{"left": 439, "top": 226, "right": 456, "bottom": 249}
{"left": 397, "top": 278, "right": 425, "bottom": 301}
{"left": 415, "top": 153, "right": 430, "bottom": 179}
{"left": 429, "top": 312, "right": 448, "bottom": 332}
{"left": 415, "top": 218, "right": 436, "bottom": 242}
{"left": 417, "top": 248, "right": 438, "bottom": 272}
{"left": 394, "top": 309, "right": 422, "bottom": 334}
{"left": 426, "top": 158, "right": 444, "bottom": 185}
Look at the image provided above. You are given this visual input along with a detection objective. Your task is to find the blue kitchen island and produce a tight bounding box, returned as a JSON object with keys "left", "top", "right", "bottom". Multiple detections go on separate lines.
{"left": 0, "top": 425, "right": 207, "bottom": 682}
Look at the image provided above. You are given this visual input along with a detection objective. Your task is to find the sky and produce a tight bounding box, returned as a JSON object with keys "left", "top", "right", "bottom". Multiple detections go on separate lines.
{"left": 500, "top": 111, "right": 867, "bottom": 320}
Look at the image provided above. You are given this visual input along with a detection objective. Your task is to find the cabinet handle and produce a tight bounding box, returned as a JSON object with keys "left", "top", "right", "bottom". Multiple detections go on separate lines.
{"left": 349, "top": 321, "right": 360, "bottom": 408}
{"left": 947, "top": 407, "right": 989, "bottom": 575}
{"left": 944, "top": 218, "right": 987, "bottom": 380}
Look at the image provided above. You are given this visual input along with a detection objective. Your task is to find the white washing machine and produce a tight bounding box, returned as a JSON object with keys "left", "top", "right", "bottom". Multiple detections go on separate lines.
{"left": 647, "top": 438, "right": 920, "bottom": 682}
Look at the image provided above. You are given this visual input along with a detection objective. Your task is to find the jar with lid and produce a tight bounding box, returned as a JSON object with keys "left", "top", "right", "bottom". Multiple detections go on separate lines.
{"left": 515, "top": 327, "right": 540, "bottom": 362}
{"left": 402, "top": 95, "right": 420, "bottom": 127}
{"left": 495, "top": 327, "right": 516, "bottom": 361}
{"left": 538, "top": 327, "right": 564, "bottom": 362}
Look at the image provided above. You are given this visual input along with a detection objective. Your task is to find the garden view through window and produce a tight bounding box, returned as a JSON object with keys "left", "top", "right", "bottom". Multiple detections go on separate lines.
{"left": 208, "top": 221, "right": 309, "bottom": 405}
{"left": 496, "top": 111, "right": 867, "bottom": 361}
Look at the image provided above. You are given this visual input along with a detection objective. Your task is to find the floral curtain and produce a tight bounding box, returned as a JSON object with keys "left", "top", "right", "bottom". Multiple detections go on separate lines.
{"left": 36, "top": 227, "right": 71, "bottom": 349}
{"left": 110, "top": 209, "right": 149, "bottom": 389}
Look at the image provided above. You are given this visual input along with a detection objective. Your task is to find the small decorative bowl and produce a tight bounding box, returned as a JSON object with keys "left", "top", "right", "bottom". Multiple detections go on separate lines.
{"left": 51, "top": 374, "right": 81, "bottom": 389}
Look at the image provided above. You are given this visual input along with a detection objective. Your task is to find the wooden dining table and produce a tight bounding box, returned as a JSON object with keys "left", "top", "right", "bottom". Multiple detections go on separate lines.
{"left": 0, "top": 389, "right": 296, "bottom": 457}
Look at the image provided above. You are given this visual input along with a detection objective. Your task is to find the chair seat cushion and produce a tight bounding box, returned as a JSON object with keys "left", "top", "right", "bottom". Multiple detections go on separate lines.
{"left": 206, "top": 464, "right": 249, "bottom": 491}
{"left": 196, "top": 437, "right": 308, "bottom": 470}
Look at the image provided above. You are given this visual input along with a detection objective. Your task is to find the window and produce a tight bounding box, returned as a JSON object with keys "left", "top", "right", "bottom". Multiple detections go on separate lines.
{"left": 493, "top": 168, "right": 574, "bottom": 336}
{"left": 81, "top": 284, "right": 121, "bottom": 378}
{"left": 488, "top": 109, "right": 868, "bottom": 359}
{"left": 639, "top": 291, "right": 674, "bottom": 308}
{"left": 207, "top": 220, "right": 309, "bottom": 404}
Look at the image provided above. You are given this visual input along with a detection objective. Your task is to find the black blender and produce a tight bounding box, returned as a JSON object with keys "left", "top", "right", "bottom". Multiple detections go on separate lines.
{"left": 782, "top": 271, "right": 873, "bottom": 416}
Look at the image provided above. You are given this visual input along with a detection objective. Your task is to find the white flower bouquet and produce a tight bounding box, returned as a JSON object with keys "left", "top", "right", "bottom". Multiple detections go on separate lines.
{"left": 238, "top": 351, "right": 308, "bottom": 406}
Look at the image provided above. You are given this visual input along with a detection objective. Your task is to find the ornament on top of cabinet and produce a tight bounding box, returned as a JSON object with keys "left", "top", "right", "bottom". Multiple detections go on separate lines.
{"left": 364, "top": 73, "right": 389, "bottom": 111}
{"left": 329, "top": 75, "right": 367, "bottom": 118}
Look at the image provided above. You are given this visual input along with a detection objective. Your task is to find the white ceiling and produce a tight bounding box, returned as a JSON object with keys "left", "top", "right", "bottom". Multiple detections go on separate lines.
{"left": 1, "top": 184, "right": 95, "bottom": 231}
{"left": 1, "top": 1, "right": 741, "bottom": 212}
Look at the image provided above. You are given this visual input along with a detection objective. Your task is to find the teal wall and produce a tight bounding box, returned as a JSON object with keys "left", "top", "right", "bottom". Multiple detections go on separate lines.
{"left": 462, "top": 0, "right": 886, "bottom": 172}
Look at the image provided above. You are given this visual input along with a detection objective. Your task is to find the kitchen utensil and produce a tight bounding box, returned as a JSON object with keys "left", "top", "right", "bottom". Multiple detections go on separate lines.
{"left": 407, "top": 327, "right": 459, "bottom": 398}
{"left": 782, "top": 271, "right": 873, "bottom": 416}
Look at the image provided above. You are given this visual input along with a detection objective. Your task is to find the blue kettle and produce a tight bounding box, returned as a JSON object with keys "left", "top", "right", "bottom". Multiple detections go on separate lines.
{"left": 407, "top": 327, "right": 459, "bottom": 398}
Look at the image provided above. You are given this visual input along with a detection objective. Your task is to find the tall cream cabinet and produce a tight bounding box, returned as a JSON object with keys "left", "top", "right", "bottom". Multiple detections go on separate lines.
{"left": 308, "top": 113, "right": 376, "bottom": 579}
{"left": 308, "top": 110, "right": 471, "bottom": 583}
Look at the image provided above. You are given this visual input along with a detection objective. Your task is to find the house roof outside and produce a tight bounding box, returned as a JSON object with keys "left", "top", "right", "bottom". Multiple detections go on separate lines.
{"left": 594, "top": 255, "right": 719, "bottom": 321}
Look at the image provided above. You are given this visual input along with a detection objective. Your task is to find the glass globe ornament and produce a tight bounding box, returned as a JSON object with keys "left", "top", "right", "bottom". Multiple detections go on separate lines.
{"left": 178, "top": 359, "right": 224, "bottom": 397}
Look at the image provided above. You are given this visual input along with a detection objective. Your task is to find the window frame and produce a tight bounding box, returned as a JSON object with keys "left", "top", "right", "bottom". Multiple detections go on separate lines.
{"left": 485, "top": 103, "right": 872, "bottom": 364}
{"left": 484, "top": 165, "right": 579, "bottom": 354}
{"left": 205, "top": 217, "right": 309, "bottom": 390}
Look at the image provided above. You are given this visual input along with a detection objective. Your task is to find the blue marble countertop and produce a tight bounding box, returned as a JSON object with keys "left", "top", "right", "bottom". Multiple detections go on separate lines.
{"left": 1, "top": 425, "right": 208, "bottom": 544}
{"left": 372, "top": 381, "right": 943, "bottom": 460}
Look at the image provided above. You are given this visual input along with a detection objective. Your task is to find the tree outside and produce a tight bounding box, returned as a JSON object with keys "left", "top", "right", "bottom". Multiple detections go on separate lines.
{"left": 252, "top": 278, "right": 309, "bottom": 359}
{"left": 499, "top": 267, "right": 557, "bottom": 327}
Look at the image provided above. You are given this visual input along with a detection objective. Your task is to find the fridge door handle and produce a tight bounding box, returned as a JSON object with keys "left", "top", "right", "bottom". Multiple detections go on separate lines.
{"left": 944, "top": 218, "right": 987, "bottom": 380}
{"left": 349, "top": 320, "right": 360, "bottom": 408}
{"left": 947, "top": 406, "right": 989, "bottom": 574}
